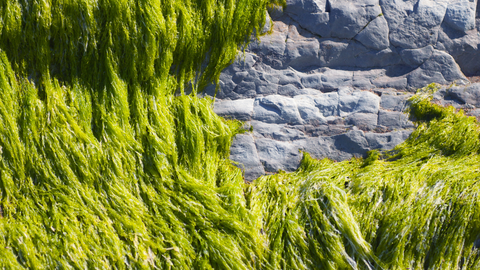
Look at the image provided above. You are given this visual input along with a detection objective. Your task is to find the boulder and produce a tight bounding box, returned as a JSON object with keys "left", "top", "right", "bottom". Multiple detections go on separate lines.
{"left": 444, "top": 1, "right": 476, "bottom": 32}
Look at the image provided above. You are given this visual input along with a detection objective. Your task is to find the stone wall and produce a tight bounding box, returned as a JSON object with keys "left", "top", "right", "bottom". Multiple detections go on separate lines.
{"left": 205, "top": 0, "right": 480, "bottom": 180}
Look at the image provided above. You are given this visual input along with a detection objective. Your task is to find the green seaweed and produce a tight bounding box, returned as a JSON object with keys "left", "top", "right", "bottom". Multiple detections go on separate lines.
{"left": 0, "top": 0, "right": 276, "bottom": 268}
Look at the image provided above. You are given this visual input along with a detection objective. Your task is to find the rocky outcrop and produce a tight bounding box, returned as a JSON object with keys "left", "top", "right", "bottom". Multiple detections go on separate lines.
{"left": 206, "top": 0, "right": 480, "bottom": 180}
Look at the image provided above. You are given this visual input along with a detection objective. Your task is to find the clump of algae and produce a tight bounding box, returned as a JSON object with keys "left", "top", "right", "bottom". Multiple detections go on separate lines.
{"left": 0, "top": 0, "right": 275, "bottom": 268}
{"left": 1, "top": 1, "right": 480, "bottom": 269}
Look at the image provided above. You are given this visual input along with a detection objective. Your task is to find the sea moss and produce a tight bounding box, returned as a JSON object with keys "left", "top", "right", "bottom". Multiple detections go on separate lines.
{"left": 0, "top": 0, "right": 274, "bottom": 268}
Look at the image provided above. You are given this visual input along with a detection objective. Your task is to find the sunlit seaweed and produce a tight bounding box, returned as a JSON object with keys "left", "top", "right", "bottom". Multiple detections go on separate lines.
{"left": 0, "top": 0, "right": 274, "bottom": 268}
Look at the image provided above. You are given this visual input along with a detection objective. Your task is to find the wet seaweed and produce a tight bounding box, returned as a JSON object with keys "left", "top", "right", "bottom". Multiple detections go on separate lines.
{"left": 0, "top": 0, "right": 274, "bottom": 268}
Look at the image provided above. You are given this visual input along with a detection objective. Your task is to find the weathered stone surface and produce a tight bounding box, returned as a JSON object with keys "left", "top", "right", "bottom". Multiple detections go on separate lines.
{"left": 214, "top": 99, "right": 255, "bottom": 121}
{"left": 290, "top": 12, "right": 331, "bottom": 37}
{"left": 372, "top": 76, "right": 409, "bottom": 89}
{"left": 365, "top": 130, "right": 413, "bottom": 150}
{"left": 354, "top": 15, "right": 390, "bottom": 50}
{"left": 294, "top": 95, "right": 328, "bottom": 124}
{"left": 407, "top": 50, "right": 469, "bottom": 88}
{"left": 255, "top": 138, "right": 303, "bottom": 172}
{"left": 446, "top": 83, "right": 480, "bottom": 106}
{"left": 286, "top": 0, "right": 327, "bottom": 15}
{"left": 329, "top": 0, "right": 382, "bottom": 39}
{"left": 444, "top": 1, "right": 476, "bottom": 32}
{"left": 401, "top": 45, "right": 434, "bottom": 66}
{"left": 338, "top": 90, "right": 380, "bottom": 116}
{"left": 211, "top": 0, "right": 480, "bottom": 180}
{"left": 314, "top": 92, "right": 339, "bottom": 117}
{"left": 380, "top": 92, "right": 411, "bottom": 111}
{"left": 229, "top": 134, "right": 265, "bottom": 181}
{"left": 251, "top": 121, "right": 307, "bottom": 141}
{"left": 253, "top": 95, "right": 303, "bottom": 124}
{"left": 379, "top": 0, "right": 415, "bottom": 30}
{"left": 331, "top": 129, "right": 371, "bottom": 159}
{"left": 378, "top": 110, "right": 414, "bottom": 130}
{"left": 345, "top": 113, "right": 378, "bottom": 131}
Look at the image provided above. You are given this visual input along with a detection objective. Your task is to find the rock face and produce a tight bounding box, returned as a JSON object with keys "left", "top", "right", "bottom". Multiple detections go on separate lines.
{"left": 205, "top": 0, "right": 480, "bottom": 180}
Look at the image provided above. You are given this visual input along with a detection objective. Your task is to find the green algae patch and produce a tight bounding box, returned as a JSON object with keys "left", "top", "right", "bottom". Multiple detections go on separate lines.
{"left": 247, "top": 86, "right": 480, "bottom": 269}
{"left": 0, "top": 0, "right": 277, "bottom": 268}
{"left": 0, "top": 52, "right": 267, "bottom": 268}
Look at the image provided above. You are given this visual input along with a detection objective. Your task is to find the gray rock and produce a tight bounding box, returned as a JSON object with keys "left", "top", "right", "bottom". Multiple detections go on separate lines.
{"left": 379, "top": 0, "right": 415, "bottom": 30}
{"left": 354, "top": 48, "right": 402, "bottom": 68}
{"left": 415, "top": 0, "right": 448, "bottom": 28}
{"left": 278, "top": 84, "right": 301, "bottom": 96}
{"left": 253, "top": 95, "right": 303, "bottom": 124}
{"left": 230, "top": 53, "right": 258, "bottom": 72}
{"left": 301, "top": 136, "right": 336, "bottom": 159}
{"left": 345, "top": 113, "right": 378, "bottom": 131}
{"left": 322, "top": 40, "right": 371, "bottom": 67}
{"left": 300, "top": 69, "right": 355, "bottom": 91}
{"left": 234, "top": 81, "right": 256, "bottom": 98}
{"left": 278, "top": 69, "right": 303, "bottom": 88}
{"left": 314, "top": 92, "right": 339, "bottom": 117}
{"left": 285, "top": 0, "right": 327, "bottom": 15}
{"left": 330, "top": 0, "right": 383, "bottom": 39}
{"left": 436, "top": 23, "right": 480, "bottom": 76}
{"left": 444, "top": 2, "right": 476, "bottom": 32}
{"left": 365, "top": 130, "right": 413, "bottom": 150}
{"left": 320, "top": 69, "right": 354, "bottom": 90}
{"left": 214, "top": 99, "right": 255, "bottom": 121}
{"left": 213, "top": 0, "right": 480, "bottom": 179}
{"left": 229, "top": 134, "right": 265, "bottom": 181}
{"left": 252, "top": 121, "right": 307, "bottom": 141}
{"left": 372, "top": 76, "right": 409, "bottom": 89}
{"left": 400, "top": 45, "right": 434, "bottom": 66}
{"left": 355, "top": 15, "right": 390, "bottom": 50}
{"left": 378, "top": 110, "right": 414, "bottom": 130}
{"left": 390, "top": 18, "right": 440, "bottom": 49}
{"left": 304, "top": 122, "right": 348, "bottom": 136}
{"left": 389, "top": 0, "right": 448, "bottom": 49}
{"left": 262, "top": 10, "right": 272, "bottom": 34}
{"left": 294, "top": 95, "right": 328, "bottom": 125}
{"left": 289, "top": 12, "right": 331, "bottom": 37}
{"left": 447, "top": 83, "right": 480, "bottom": 106}
{"left": 248, "top": 22, "right": 287, "bottom": 57}
{"left": 301, "top": 74, "right": 324, "bottom": 90}
{"left": 232, "top": 71, "right": 249, "bottom": 84}
{"left": 407, "top": 50, "right": 468, "bottom": 89}
{"left": 332, "top": 129, "right": 371, "bottom": 159}
{"left": 255, "top": 138, "right": 303, "bottom": 172}
{"left": 255, "top": 80, "right": 279, "bottom": 95}
{"left": 338, "top": 90, "right": 380, "bottom": 116}
{"left": 285, "top": 31, "right": 320, "bottom": 68}
{"left": 317, "top": 39, "right": 350, "bottom": 66}
{"left": 380, "top": 93, "right": 411, "bottom": 111}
